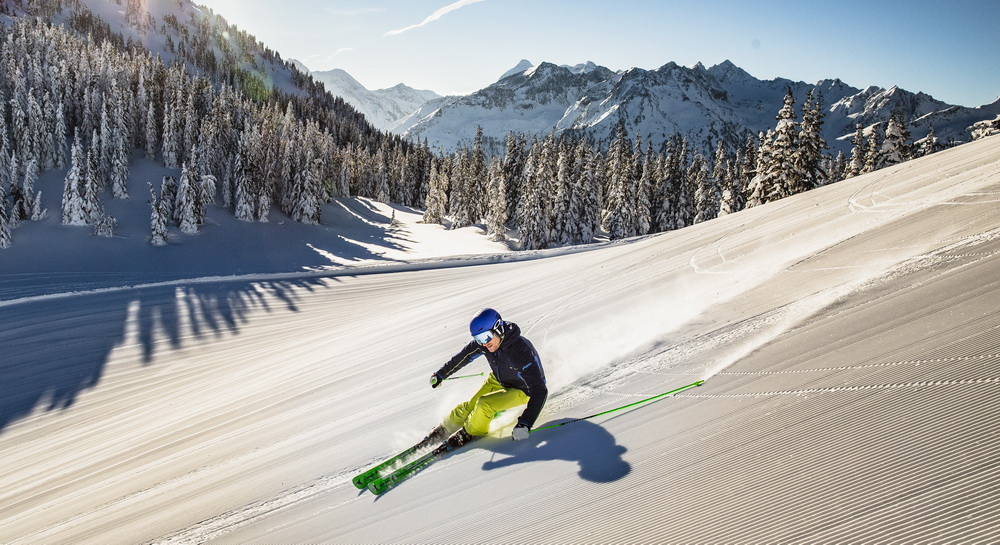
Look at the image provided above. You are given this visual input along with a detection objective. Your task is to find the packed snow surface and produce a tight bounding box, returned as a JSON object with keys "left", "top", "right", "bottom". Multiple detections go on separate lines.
{"left": 1, "top": 137, "right": 999, "bottom": 543}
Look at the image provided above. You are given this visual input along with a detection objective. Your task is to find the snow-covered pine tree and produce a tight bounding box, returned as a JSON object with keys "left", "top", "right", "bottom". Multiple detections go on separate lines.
{"left": 0, "top": 189, "right": 10, "bottom": 249}
{"left": 502, "top": 132, "right": 526, "bottom": 218}
{"left": 827, "top": 151, "right": 847, "bottom": 184}
{"left": 148, "top": 182, "right": 168, "bottom": 246}
{"left": 449, "top": 151, "right": 473, "bottom": 230}
{"left": 3, "top": 152, "right": 16, "bottom": 198}
{"left": 601, "top": 124, "right": 633, "bottom": 240}
{"left": 882, "top": 113, "right": 913, "bottom": 166}
{"left": 175, "top": 163, "right": 198, "bottom": 234}
{"left": 14, "top": 158, "right": 38, "bottom": 223}
{"left": 391, "top": 148, "right": 409, "bottom": 205}
{"left": 53, "top": 100, "right": 68, "bottom": 169}
{"left": 575, "top": 140, "right": 602, "bottom": 244}
{"left": 98, "top": 101, "right": 115, "bottom": 191}
{"left": 863, "top": 123, "right": 885, "bottom": 173}
{"left": 671, "top": 137, "right": 696, "bottom": 228}
{"left": 302, "top": 157, "right": 322, "bottom": 225}
{"left": 161, "top": 87, "right": 181, "bottom": 169}
{"left": 233, "top": 130, "right": 258, "bottom": 222}
{"left": 61, "top": 130, "right": 88, "bottom": 225}
{"left": 468, "top": 126, "right": 488, "bottom": 222}
{"left": 516, "top": 143, "right": 547, "bottom": 250}
{"left": 182, "top": 90, "right": 199, "bottom": 168}
{"left": 709, "top": 141, "right": 732, "bottom": 218}
{"left": 422, "top": 158, "right": 447, "bottom": 224}
{"left": 107, "top": 81, "right": 130, "bottom": 199}
{"left": 0, "top": 94, "right": 8, "bottom": 162}
{"left": 197, "top": 174, "right": 217, "bottom": 225}
{"left": 847, "top": 123, "right": 866, "bottom": 178}
{"left": 745, "top": 130, "right": 770, "bottom": 208}
{"left": 374, "top": 144, "right": 390, "bottom": 204}
{"left": 159, "top": 175, "right": 178, "bottom": 223}
{"left": 416, "top": 139, "right": 433, "bottom": 206}
{"left": 654, "top": 134, "right": 687, "bottom": 230}
{"left": 290, "top": 151, "right": 321, "bottom": 225}
{"left": 535, "top": 132, "right": 559, "bottom": 243}
{"left": 741, "top": 132, "right": 757, "bottom": 190}
{"left": 796, "top": 89, "right": 828, "bottom": 190}
{"left": 30, "top": 190, "right": 45, "bottom": 221}
{"left": 485, "top": 155, "right": 508, "bottom": 243}
{"left": 691, "top": 153, "right": 716, "bottom": 223}
{"left": 719, "top": 160, "right": 743, "bottom": 217}
{"left": 921, "top": 126, "right": 939, "bottom": 156}
{"left": 762, "top": 89, "right": 801, "bottom": 202}
{"left": 337, "top": 152, "right": 351, "bottom": 200}
{"left": 144, "top": 101, "right": 158, "bottom": 160}
{"left": 83, "top": 131, "right": 102, "bottom": 223}
{"left": 80, "top": 85, "right": 97, "bottom": 147}
{"left": 549, "top": 140, "right": 574, "bottom": 245}
{"left": 648, "top": 150, "right": 667, "bottom": 229}
{"left": 26, "top": 91, "right": 46, "bottom": 172}
{"left": 9, "top": 83, "right": 27, "bottom": 170}
{"left": 635, "top": 143, "right": 654, "bottom": 235}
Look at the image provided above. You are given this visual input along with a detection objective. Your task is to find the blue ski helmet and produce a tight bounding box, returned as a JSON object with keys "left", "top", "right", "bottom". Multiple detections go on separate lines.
{"left": 470, "top": 308, "right": 503, "bottom": 342}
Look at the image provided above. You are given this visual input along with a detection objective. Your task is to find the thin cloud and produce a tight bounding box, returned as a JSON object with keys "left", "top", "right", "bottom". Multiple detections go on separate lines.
{"left": 384, "top": 0, "right": 486, "bottom": 37}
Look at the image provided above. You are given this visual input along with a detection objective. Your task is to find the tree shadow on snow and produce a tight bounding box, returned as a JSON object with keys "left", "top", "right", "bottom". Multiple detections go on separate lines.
{"left": 482, "top": 419, "right": 631, "bottom": 483}
{"left": 0, "top": 276, "right": 332, "bottom": 436}
{"left": 0, "top": 193, "right": 432, "bottom": 438}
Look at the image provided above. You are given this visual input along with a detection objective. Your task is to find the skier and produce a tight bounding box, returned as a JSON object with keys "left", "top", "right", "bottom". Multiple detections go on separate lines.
{"left": 426, "top": 308, "right": 548, "bottom": 448}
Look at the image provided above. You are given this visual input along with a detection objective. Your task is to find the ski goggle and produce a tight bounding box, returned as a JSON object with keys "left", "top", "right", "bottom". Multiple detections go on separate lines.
{"left": 473, "top": 328, "right": 497, "bottom": 345}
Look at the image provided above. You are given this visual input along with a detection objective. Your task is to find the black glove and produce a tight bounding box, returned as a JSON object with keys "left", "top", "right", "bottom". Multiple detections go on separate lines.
{"left": 430, "top": 372, "right": 444, "bottom": 389}
{"left": 512, "top": 423, "right": 530, "bottom": 441}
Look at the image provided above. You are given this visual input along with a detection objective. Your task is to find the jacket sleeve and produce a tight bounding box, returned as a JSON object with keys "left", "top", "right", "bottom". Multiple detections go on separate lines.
{"left": 515, "top": 355, "right": 548, "bottom": 429}
{"left": 436, "top": 341, "right": 481, "bottom": 379}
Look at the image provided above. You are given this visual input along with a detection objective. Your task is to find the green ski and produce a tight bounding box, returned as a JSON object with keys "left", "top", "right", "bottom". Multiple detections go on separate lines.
{"left": 367, "top": 431, "right": 477, "bottom": 495}
{"left": 352, "top": 426, "right": 448, "bottom": 489}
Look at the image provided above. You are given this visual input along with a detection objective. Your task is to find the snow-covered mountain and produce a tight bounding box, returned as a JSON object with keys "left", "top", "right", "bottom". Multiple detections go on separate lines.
{"left": 372, "top": 59, "right": 1000, "bottom": 154}
{"left": 300, "top": 62, "right": 442, "bottom": 131}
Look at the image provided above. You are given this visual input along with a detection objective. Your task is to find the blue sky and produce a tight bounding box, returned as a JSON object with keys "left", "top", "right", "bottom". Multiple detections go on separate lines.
{"left": 194, "top": 0, "right": 999, "bottom": 107}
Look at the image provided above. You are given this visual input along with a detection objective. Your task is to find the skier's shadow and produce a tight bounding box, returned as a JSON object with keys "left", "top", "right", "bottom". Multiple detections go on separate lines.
{"left": 482, "top": 419, "right": 630, "bottom": 483}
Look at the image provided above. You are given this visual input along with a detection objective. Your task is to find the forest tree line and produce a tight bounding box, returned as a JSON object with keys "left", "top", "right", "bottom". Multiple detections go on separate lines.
{"left": 425, "top": 89, "right": 942, "bottom": 250}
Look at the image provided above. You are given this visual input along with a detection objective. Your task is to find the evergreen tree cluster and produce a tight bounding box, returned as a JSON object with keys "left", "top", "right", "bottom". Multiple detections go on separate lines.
{"left": 844, "top": 112, "right": 935, "bottom": 179}
{"left": 425, "top": 123, "right": 749, "bottom": 248}
{"left": 0, "top": 9, "right": 429, "bottom": 247}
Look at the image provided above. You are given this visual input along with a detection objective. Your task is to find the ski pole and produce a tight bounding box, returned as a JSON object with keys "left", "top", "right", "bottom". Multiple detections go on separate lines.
{"left": 445, "top": 372, "right": 486, "bottom": 381}
{"left": 532, "top": 379, "right": 704, "bottom": 433}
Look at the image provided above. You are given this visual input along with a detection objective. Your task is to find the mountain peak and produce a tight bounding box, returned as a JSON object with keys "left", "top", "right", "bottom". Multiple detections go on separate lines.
{"left": 500, "top": 59, "right": 534, "bottom": 80}
{"left": 564, "top": 61, "right": 598, "bottom": 74}
{"left": 707, "top": 59, "right": 754, "bottom": 83}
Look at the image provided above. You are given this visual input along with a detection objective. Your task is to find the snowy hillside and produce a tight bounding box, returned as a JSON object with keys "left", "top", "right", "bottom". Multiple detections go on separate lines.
{"left": 304, "top": 64, "right": 442, "bottom": 131}
{"left": 1, "top": 134, "right": 998, "bottom": 543}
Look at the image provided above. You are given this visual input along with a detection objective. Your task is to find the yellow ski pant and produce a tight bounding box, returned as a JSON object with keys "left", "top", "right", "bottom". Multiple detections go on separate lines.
{"left": 444, "top": 374, "right": 529, "bottom": 436}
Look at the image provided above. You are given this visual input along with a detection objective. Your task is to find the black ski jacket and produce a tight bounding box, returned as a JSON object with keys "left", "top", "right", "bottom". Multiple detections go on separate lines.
{"left": 436, "top": 321, "right": 548, "bottom": 429}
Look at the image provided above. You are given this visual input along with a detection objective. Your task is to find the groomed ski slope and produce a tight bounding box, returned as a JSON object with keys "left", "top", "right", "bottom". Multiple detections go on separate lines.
{"left": 1, "top": 136, "right": 999, "bottom": 543}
